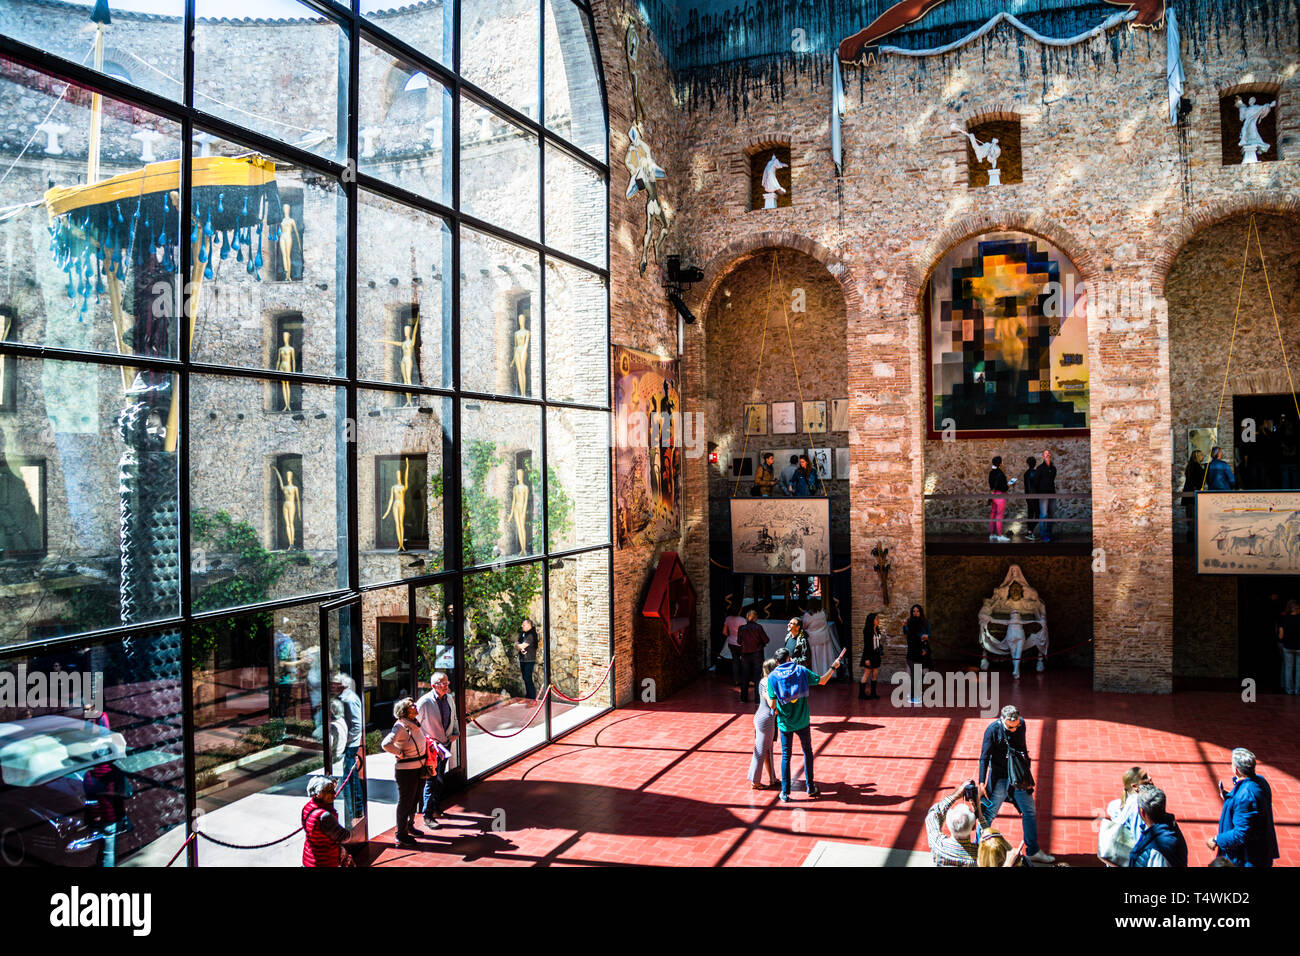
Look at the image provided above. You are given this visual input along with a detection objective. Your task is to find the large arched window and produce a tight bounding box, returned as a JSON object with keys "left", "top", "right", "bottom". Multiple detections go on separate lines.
{"left": 0, "top": 0, "right": 609, "bottom": 866}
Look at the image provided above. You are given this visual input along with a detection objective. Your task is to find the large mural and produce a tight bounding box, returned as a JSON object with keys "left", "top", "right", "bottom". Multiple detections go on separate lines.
{"left": 929, "top": 231, "right": 1089, "bottom": 436}
{"left": 614, "top": 345, "right": 681, "bottom": 548}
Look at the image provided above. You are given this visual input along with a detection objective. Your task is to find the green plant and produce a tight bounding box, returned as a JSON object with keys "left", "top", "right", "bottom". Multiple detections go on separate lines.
{"left": 190, "top": 509, "right": 295, "bottom": 667}
{"left": 365, "top": 729, "right": 383, "bottom": 756}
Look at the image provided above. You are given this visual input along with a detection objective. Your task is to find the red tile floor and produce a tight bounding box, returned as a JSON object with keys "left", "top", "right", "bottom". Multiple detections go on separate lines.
{"left": 369, "top": 668, "right": 1299, "bottom": 867}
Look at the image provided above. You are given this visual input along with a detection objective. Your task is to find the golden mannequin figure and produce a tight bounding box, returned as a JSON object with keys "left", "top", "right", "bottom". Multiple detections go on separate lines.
{"left": 274, "top": 467, "right": 302, "bottom": 549}
{"left": 508, "top": 468, "right": 529, "bottom": 554}
{"left": 380, "top": 315, "right": 420, "bottom": 406}
{"left": 0, "top": 314, "right": 10, "bottom": 399}
{"left": 278, "top": 203, "right": 301, "bottom": 281}
{"left": 512, "top": 312, "right": 530, "bottom": 396}
{"left": 380, "top": 456, "right": 411, "bottom": 552}
{"left": 275, "top": 331, "right": 296, "bottom": 410}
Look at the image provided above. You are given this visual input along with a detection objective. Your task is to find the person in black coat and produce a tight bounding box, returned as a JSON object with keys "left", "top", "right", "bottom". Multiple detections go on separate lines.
{"left": 903, "top": 604, "right": 930, "bottom": 703}
{"left": 1182, "top": 449, "right": 1206, "bottom": 542}
{"left": 1037, "top": 449, "right": 1058, "bottom": 542}
{"left": 1022, "top": 456, "right": 1039, "bottom": 540}
{"left": 859, "top": 612, "right": 883, "bottom": 700}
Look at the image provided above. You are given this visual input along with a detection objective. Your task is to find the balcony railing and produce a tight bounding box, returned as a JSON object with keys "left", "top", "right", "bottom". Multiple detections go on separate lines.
{"left": 924, "top": 492, "right": 1092, "bottom": 543}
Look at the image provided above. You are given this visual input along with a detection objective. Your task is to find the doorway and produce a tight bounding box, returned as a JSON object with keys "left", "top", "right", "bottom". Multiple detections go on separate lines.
{"left": 1237, "top": 575, "right": 1295, "bottom": 692}
{"left": 1232, "top": 394, "right": 1300, "bottom": 490}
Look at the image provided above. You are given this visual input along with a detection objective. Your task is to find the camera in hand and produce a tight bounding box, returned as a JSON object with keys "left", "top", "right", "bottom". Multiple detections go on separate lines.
{"left": 963, "top": 782, "right": 979, "bottom": 804}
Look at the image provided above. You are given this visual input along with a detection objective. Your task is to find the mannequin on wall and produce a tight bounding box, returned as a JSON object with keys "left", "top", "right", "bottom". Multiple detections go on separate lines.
{"left": 509, "top": 468, "right": 530, "bottom": 554}
{"left": 278, "top": 203, "right": 301, "bottom": 280}
{"left": 381, "top": 315, "right": 420, "bottom": 405}
{"left": 275, "top": 331, "right": 296, "bottom": 411}
{"left": 512, "top": 311, "right": 530, "bottom": 396}
{"left": 274, "top": 466, "right": 302, "bottom": 549}
{"left": 380, "top": 457, "right": 413, "bottom": 551}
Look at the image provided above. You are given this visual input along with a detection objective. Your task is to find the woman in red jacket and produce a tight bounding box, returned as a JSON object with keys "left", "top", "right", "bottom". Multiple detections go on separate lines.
{"left": 302, "top": 775, "right": 354, "bottom": 867}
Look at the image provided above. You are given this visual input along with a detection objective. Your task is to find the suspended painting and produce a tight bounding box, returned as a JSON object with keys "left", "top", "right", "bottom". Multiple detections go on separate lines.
{"left": 1196, "top": 491, "right": 1300, "bottom": 575}
{"left": 928, "top": 231, "right": 1088, "bottom": 437}
{"left": 614, "top": 345, "right": 681, "bottom": 548}
{"left": 730, "top": 498, "right": 831, "bottom": 576}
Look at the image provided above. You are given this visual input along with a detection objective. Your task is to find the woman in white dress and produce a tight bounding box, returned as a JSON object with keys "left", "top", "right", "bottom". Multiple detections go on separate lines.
{"left": 801, "top": 598, "right": 840, "bottom": 675}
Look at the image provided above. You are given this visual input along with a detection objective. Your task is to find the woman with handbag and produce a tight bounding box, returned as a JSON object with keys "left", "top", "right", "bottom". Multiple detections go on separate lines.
{"left": 1098, "top": 766, "right": 1150, "bottom": 866}
{"left": 858, "top": 612, "right": 884, "bottom": 700}
{"left": 381, "top": 697, "right": 429, "bottom": 848}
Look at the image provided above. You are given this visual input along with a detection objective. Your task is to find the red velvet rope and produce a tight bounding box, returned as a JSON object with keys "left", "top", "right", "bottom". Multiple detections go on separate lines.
{"left": 549, "top": 655, "right": 617, "bottom": 703}
{"left": 468, "top": 686, "right": 552, "bottom": 738}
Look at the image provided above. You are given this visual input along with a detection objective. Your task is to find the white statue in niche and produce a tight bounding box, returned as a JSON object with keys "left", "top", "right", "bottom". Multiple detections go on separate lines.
{"left": 761, "top": 153, "right": 788, "bottom": 208}
{"left": 951, "top": 124, "right": 1002, "bottom": 185}
{"left": 1235, "top": 95, "right": 1277, "bottom": 164}
{"left": 977, "top": 564, "right": 1048, "bottom": 678}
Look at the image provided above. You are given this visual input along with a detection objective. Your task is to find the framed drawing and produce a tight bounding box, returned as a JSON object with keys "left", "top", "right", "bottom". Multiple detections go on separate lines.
{"left": 730, "top": 497, "right": 831, "bottom": 575}
{"left": 927, "top": 231, "right": 1089, "bottom": 438}
{"left": 743, "top": 403, "right": 766, "bottom": 436}
{"left": 1187, "top": 427, "right": 1217, "bottom": 465}
{"left": 803, "top": 400, "right": 828, "bottom": 434}
{"left": 808, "top": 447, "right": 832, "bottom": 481}
{"left": 834, "top": 447, "right": 850, "bottom": 480}
{"left": 830, "top": 398, "right": 848, "bottom": 432}
{"left": 729, "top": 453, "right": 756, "bottom": 480}
{"left": 772, "top": 401, "right": 796, "bottom": 434}
{"left": 1196, "top": 491, "right": 1300, "bottom": 575}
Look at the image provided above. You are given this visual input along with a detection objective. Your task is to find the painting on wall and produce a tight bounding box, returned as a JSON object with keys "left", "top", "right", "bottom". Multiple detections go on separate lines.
{"left": 808, "top": 447, "right": 832, "bottom": 480}
{"left": 743, "top": 403, "right": 766, "bottom": 435}
{"left": 730, "top": 498, "right": 831, "bottom": 575}
{"left": 803, "top": 400, "right": 828, "bottom": 434}
{"left": 772, "top": 401, "right": 796, "bottom": 434}
{"left": 835, "top": 447, "right": 850, "bottom": 480}
{"left": 830, "top": 398, "right": 848, "bottom": 432}
{"left": 730, "top": 452, "right": 756, "bottom": 480}
{"left": 1196, "top": 491, "right": 1300, "bottom": 575}
{"left": 614, "top": 345, "right": 681, "bottom": 548}
{"left": 1187, "top": 427, "right": 1218, "bottom": 467}
{"left": 928, "top": 231, "right": 1089, "bottom": 437}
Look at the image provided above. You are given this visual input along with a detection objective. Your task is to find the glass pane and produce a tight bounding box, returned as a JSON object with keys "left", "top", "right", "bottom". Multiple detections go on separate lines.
{"left": 357, "top": 389, "right": 448, "bottom": 588}
{"left": 459, "top": 229, "right": 540, "bottom": 397}
{"left": 189, "top": 375, "right": 346, "bottom": 611}
{"left": 463, "top": 562, "right": 546, "bottom": 778}
{"left": 0, "top": 59, "right": 181, "bottom": 360}
{"left": 544, "top": 145, "right": 606, "bottom": 266}
{"left": 191, "top": 603, "right": 325, "bottom": 864}
{"left": 0, "top": 359, "right": 180, "bottom": 646}
{"left": 460, "top": 400, "right": 542, "bottom": 567}
{"left": 414, "top": 584, "right": 453, "bottom": 699}
{"left": 357, "top": 190, "right": 450, "bottom": 389}
{"left": 460, "top": 99, "right": 539, "bottom": 241}
{"left": 547, "top": 407, "right": 610, "bottom": 553}
{"left": 193, "top": 0, "right": 347, "bottom": 162}
{"left": 544, "top": 258, "right": 607, "bottom": 405}
{"left": 0, "top": 630, "right": 186, "bottom": 867}
{"left": 544, "top": 0, "right": 606, "bottom": 158}
{"left": 326, "top": 604, "right": 365, "bottom": 835}
{"left": 360, "top": 0, "right": 452, "bottom": 67}
{"left": 188, "top": 133, "right": 344, "bottom": 377}
{"left": 547, "top": 549, "right": 611, "bottom": 734}
{"left": 0, "top": 0, "right": 186, "bottom": 102}
{"left": 358, "top": 39, "right": 452, "bottom": 205}
{"left": 461, "top": 0, "right": 539, "bottom": 118}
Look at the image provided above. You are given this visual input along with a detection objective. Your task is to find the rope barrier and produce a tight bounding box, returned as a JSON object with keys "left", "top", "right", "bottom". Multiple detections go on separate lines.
{"left": 549, "top": 655, "right": 618, "bottom": 703}
{"left": 164, "top": 832, "right": 196, "bottom": 868}
{"left": 468, "top": 686, "right": 552, "bottom": 738}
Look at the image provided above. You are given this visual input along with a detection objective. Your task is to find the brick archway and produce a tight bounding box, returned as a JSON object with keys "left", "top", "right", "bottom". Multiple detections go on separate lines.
{"left": 903, "top": 210, "right": 1101, "bottom": 307}
{"left": 1153, "top": 192, "right": 1300, "bottom": 297}
{"left": 686, "top": 230, "right": 863, "bottom": 323}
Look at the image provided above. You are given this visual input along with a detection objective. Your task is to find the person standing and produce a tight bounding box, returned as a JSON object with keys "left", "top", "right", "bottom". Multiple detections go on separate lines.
{"left": 1037, "top": 449, "right": 1058, "bottom": 542}
{"left": 1210, "top": 747, "right": 1280, "bottom": 867}
{"left": 301, "top": 775, "right": 354, "bottom": 867}
{"left": 988, "top": 456, "right": 1010, "bottom": 542}
{"left": 747, "top": 658, "right": 779, "bottom": 790}
{"left": 801, "top": 599, "right": 839, "bottom": 675}
{"left": 903, "top": 603, "right": 930, "bottom": 703}
{"left": 380, "top": 697, "right": 427, "bottom": 848}
{"left": 515, "top": 618, "right": 540, "bottom": 700}
{"left": 784, "top": 617, "right": 811, "bottom": 667}
{"left": 1183, "top": 449, "right": 1206, "bottom": 542}
{"left": 721, "top": 604, "right": 746, "bottom": 686}
{"left": 778, "top": 454, "right": 800, "bottom": 496}
{"left": 978, "top": 704, "right": 1055, "bottom": 864}
{"left": 767, "top": 647, "right": 841, "bottom": 801}
{"left": 1127, "top": 785, "right": 1189, "bottom": 867}
{"left": 1278, "top": 600, "right": 1300, "bottom": 695}
{"left": 754, "top": 452, "right": 777, "bottom": 496}
{"left": 415, "top": 672, "right": 460, "bottom": 828}
{"left": 1021, "top": 456, "right": 1039, "bottom": 540}
{"left": 737, "top": 609, "right": 768, "bottom": 703}
{"left": 331, "top": 673, "right": 365, "bottom": 825}
{"left": 858, "top": 612, "right": 883, "bottom": 700}
{"left": 791, "top": 454, "right": 823, "bottom": 497}
{"left": 1206, "top": 446, "right": 1235, "bottom": 490}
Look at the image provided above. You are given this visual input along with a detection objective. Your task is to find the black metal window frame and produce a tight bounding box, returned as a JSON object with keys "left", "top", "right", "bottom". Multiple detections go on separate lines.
{"left": 0, "top": 0, "right": 614, "bottom": 866}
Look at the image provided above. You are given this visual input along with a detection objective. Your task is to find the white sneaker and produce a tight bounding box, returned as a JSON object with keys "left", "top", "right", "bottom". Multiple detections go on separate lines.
{"left": 989, "top": 534, "right": 999, "bottom": 541}
{"left": 996, "top": 535, "right": 1011, "bottom": 542}
{"left": 1027, "top": 850, "right": 1055, "bottom": 864}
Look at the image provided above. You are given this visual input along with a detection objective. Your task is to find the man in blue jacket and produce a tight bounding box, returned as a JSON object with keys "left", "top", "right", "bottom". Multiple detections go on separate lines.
{"left": 1128, "top": 785, "right": 1188, "bottom": 867}
{"left": 1205, "top": 446, "right": 1236, "bottom": 490}
{"left": 1209, "top": 747, "right": 1279, "bottom": 867}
